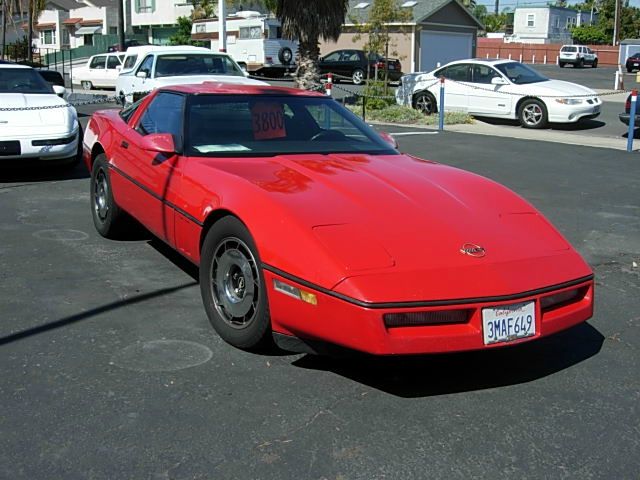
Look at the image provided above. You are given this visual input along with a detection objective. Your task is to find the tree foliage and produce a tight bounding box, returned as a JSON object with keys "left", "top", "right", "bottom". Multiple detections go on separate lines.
{"left": 169, "top": 16, "right": 198, "bottom": 45}
{"left": 276, "top": 0, "right": 349, "bottom": 90}
{"left": 483, "top": 13, "right": 508, "bottom": 32}
{"left": 570, "top": 24, "right": 609, "bottom": 44}
{"left": 350, "top": 0, "right": 411, "bottom": 90}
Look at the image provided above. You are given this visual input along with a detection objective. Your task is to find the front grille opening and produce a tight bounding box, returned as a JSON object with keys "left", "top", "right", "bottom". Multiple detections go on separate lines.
{"left": 384, "top": 309, "right": 471, "bottom": 328}
{"left": 540, "top": 287, "right": 588, "bottom": 313}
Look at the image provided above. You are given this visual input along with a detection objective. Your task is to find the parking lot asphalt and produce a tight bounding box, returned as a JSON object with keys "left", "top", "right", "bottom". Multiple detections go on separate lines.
{"left": 1, "top": 105, "right": 638, "bottom": 479}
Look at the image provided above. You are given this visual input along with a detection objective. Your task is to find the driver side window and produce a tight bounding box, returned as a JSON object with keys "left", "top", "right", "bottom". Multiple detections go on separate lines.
{"left": 136, "top": 92, "right": 185, "bottom": 139}
{"left": 137, "top": 55, "right": 154, "bottom": 77}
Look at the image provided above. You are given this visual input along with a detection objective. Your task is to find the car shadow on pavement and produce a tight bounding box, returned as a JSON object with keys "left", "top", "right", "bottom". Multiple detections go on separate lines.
{"left": 0, "top": 161, "right": 89, "bottom": 183}
{"left": 474, "top": 116, "right": 606, "bottom": 131}
{"left": 291, "top": 322, "right": 604, "bottom": 398}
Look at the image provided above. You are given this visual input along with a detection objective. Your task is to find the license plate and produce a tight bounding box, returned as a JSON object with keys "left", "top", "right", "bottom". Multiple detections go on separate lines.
{"left": 389, "top": 65, "right": 395, "bottom": 70}
{"left": 482, "top": 301, "right": 535, "bottom": 345}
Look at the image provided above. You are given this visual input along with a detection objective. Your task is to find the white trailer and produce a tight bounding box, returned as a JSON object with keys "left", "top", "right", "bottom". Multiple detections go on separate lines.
{"left": 192, "top": 11, "right": 298, "bottom": 76}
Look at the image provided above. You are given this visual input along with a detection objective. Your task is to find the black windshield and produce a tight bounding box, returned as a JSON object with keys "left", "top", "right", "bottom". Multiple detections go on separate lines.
{"left": 495, "top": 62, "right": 548, "bottom": 85}
{"left": 0, "top": 68, "right": 54, "bottom": 94}
{"left": 155, "top": 54, "right": 244, "bottom": 78}
{"left": 184, "top": 95, "right": 397, "bottom": 157}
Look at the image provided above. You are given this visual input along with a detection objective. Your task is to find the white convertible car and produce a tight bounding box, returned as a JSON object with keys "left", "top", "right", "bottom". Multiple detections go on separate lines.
{"left": 0, "top": 64, "right": 81, "bottom": 166}
{"left": 396, "top": 59, "right": 602, "bottom": 129}
{"left": 115, "top": 47, "right": 267, "bottom": 105}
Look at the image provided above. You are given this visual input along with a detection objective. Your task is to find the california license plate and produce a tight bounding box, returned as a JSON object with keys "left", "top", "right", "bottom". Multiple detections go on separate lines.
{"left": 482, "top": 301, "right": 535, "bottom": 345}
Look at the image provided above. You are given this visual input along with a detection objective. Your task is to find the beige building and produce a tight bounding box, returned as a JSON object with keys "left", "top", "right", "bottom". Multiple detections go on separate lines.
{"left": 320, "top": 0, "right": 483, "bottom": 73}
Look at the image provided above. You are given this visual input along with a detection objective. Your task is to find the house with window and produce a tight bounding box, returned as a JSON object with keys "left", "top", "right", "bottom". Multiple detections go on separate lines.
{"left": 510, "top": 6, "right": 596, "bottom": 44}
{"left": 130, "top": 0, "right": 194, "bottom": 45}
{"left": 31, "top": 0, "right": 124, "bottom": 51}
{"left": 320, "top": 0, "right": 484, "bottom": 74}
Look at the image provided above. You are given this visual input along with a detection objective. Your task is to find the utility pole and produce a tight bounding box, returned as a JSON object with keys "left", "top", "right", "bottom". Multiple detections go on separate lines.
{"left": 1, "top": 0, "right": 7, "bottom": 60}
{"left": 28, "top": 0, "right": 33, "bottom": 61}
{"left": 118, "top": 0, "right": 125, "bottom": 51}
{"left": 494, "top": 0, "right": 499, "bottom": 15}
{"left": 613, "top": 0, "right": 621, "bottom": 45}
{"left": 218, "top": 0, "right": 226, "bottom": 52}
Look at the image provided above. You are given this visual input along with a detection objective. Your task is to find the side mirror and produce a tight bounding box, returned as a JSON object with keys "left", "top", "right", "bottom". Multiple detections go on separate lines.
{"left": 53, "top": 85, "right": 65, "bottom": 97}
{"left": 136, "top": 71, "right": 148, "bottom": 79}
{"left": 491, "top": 76, "right": 508, "bottom": 85}
{"left": 115, "top": 65, "right": 122, "bottom": 71}
{"left": 140, "top": 133, "right": 176, "bottom": 154}
{"left": 378, "top": 131, "right": 398, "bottom": 149}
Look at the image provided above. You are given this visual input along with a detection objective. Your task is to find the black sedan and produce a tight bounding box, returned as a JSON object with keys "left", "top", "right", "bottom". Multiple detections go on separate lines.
{"left": 626, "top": 53, "right": 640, "bottom": 73}
{"left": 318, "top": 49, "right": 402, "bottom": 85}
{"left": 619, "top": 93, "right": 640, "bottom": 126}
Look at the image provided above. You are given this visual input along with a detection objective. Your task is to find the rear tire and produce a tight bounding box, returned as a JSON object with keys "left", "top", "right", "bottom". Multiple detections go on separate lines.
{"left": 518, "top": 98, "right": 548, "bottom": 129}
{"left": 90, "top": 154, "right": 125, "bottom": 238}
{"left": 352, "top": 68, "right": 365, "bottom": 85}
{"left": 578, "top": 58, "right": 584, "bottom": 68}
{"left": 81, "top": 81, "right": 93, "bottom": 90}
{"left": 200, "top": 216, "right": 271, "bottom": 350}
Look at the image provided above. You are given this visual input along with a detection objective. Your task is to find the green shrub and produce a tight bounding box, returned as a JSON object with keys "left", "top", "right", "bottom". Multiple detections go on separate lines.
{"left": 346, "top": 104, "right": 474, "bottom": 125}
{"left": 357, "top": 80, "right": 395, "bottom": 110}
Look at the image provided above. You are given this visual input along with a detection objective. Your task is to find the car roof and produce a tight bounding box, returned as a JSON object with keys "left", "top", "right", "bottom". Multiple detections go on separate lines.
{"left": 0, "top": 63, "right": 31, "bottom": 69}
{"left": 159, "top": 82, "right": 326, "bottom": 97}
{"left": 437, "top": 58, "right": 514, "bottom": 68}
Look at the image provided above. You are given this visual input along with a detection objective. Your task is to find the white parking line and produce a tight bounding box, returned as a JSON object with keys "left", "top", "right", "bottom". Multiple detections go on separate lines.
{"left": 389, "top": 132, "right": 439, "bottom": 136}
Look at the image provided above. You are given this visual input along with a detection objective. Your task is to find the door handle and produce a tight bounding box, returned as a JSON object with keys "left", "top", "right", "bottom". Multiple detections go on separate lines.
{"left": 121, "top": 140, "right": 129, "bottom": 149}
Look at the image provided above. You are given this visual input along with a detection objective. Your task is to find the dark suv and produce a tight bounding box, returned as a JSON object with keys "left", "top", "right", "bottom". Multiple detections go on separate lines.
{"left": 626, "top": 53, "right": 640, "bottom": 73}
{"left": 318, "top": 49, "right": 402, "bottom": 85}
{"left": 107, "top": 39, "right": 144, "bottom": 53}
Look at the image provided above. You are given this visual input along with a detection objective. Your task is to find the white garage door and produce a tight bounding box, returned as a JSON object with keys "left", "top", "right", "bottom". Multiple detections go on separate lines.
{"left": 420, "top": 31, "right": 473, "bottom": 72}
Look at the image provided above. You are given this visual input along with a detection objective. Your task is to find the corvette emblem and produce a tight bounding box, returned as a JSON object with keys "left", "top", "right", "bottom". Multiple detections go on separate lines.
{"left": 460, "top": 243, "right": 486, "bottom": 258}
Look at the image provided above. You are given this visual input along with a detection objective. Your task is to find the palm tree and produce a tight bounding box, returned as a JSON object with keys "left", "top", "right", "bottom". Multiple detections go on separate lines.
{"left": 276, "top": 0, "right": 349, "bottom": 90}
{"left": 27, "top": 0, "right": 45, "bottom": 61}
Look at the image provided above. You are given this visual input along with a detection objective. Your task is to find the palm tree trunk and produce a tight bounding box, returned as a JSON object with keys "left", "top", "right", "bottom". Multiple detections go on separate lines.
{"left": 293, "top": 39, "right": 321, "bottom": 91}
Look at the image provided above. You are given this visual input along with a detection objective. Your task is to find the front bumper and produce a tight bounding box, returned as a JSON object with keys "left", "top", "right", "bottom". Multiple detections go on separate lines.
{"left": 265, "top": 269, "right": 594, "bottom": 355}
{"left": 0, "top": 127, "right": 79, "bottom": 161}
{"left": 548, "top": 100, "right": 602, "bottom": 123}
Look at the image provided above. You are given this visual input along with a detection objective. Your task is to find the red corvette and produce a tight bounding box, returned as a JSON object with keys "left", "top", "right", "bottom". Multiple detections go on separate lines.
{"left": 83, "top": 83, "right": 594, "bottom": 355}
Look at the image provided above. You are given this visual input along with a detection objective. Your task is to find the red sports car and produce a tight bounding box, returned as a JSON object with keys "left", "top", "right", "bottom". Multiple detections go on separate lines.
{"left": 83, "top": 83, "right": 594, "bottom": 355}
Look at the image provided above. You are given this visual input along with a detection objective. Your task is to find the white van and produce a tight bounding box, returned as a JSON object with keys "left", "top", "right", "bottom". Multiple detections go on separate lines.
{"left": 192, "top": 11, "right": 298, "bottom": 76}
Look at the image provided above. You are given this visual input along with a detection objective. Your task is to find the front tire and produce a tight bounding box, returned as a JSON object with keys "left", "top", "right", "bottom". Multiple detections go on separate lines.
{"left": 413, "top": 91, "right": 437, "bottom": 115}
{"left": 199, "top": 216, "right": 271, "bottom": 350}
{"left": 90, "top": 154, "right": 125, "bottom": 238}
{"left": 518, "top": 98, "right": 548, "bottom": 129}
{"left": 592, "top": 59, "right": 598, "bottom": 68}
{"left": 559, "top": 62, "right": 565, "bottom": 68}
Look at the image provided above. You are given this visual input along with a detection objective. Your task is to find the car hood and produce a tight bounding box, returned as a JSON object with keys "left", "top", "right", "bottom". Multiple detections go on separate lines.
{"left": 153, "top": 75, "right": 268, "bottom": 87}
{"left": 202, "top": 153, "right": 591, "bottom": 299}
{"left": 0, "top": 93, "right": 72, "bottom": 128}
{"left": 527, "top": 79, "right": 597, "bottom": 97}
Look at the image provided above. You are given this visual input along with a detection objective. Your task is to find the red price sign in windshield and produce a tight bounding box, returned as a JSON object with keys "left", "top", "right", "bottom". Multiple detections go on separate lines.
{"left": 251, "top": 102, "right": 287, "bottom": 140}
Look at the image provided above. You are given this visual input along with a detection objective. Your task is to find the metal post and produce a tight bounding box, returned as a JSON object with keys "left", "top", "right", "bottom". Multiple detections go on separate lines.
{"left": 627, "top": 89, "right": 637, "bottom": 152}
{"left": 439, "top": 76, "right": 445, "bottom": 132}
{"left": 69, "top": 48, "right": 73, "bottom": 92}
{"left": 218, "top": 0, "right": 227, "bottom": 52}
{"left": 326, "top": 73, "right": 332, "bottom": 96}
{"left": 118, "top": 0, "right": 125, "bottom": 51}
{"left": 362, "top": 94, "right": 366, "bottom": 121}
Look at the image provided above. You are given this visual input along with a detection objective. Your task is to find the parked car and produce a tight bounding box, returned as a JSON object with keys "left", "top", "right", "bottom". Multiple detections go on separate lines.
{"left": 396, "top": 59, "right": 601, "bottom": 129}
{"left": 618, "top": 93, "right": 640, "bottom": 126}
{"left": 115, "top": 47, "right": 267, "bottom": 105}
{"left": 37, "top": 69, "right": 65, "bottom": 87}
{"left": 0, "top": 64, "right": 81, "bottom": 166}
{"left": 318, "top": 49, "right": 402, "bottom": 85}
{"left": 0, "top": 59, "right": 65, "bottom": 87}
{"left": 625, "top": 52, "right": 640, "bottom": 73}
{"left": 107, "top": 39, "right": 145, "bottom": 53}
{"left": 72, "top": 52, "right": 125, "bottom": 90}
{"left": 558, "top": 45, "right": 598, "bottom": 68}
{"left": 83, "top": 82, "right": 594, "bottom": 354}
